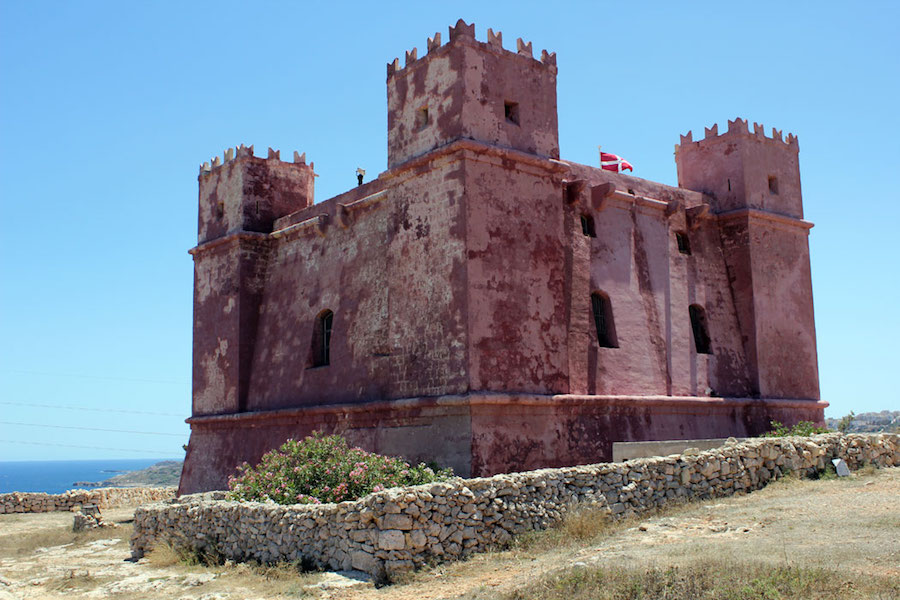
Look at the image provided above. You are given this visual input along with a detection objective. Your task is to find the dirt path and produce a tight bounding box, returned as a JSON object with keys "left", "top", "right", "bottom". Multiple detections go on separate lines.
{"left": 1, "top": 469, "right": 897, "bottom": 599}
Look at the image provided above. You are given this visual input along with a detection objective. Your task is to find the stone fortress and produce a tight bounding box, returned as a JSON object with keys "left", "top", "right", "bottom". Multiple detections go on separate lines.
{"left": 179, "top": 20, "right": 825, "bottom": 495}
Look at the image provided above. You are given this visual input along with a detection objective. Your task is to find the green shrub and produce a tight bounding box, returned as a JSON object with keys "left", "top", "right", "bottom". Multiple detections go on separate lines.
{"left": 836, "top": 411, "right": 856, "bottom": 433}
{"left": 226, "top": 432, "right": 453, "bottom": 505}
{"left": 761, "top": 420, "right": 830, "bottom": 438}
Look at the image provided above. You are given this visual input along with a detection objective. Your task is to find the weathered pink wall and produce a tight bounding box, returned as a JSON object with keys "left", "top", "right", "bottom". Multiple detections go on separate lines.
{"left": 464, "top": 150, "right": 569, "bottom": 393}
{"left": 245, "top": 160, "right": 470, "bottom": 409}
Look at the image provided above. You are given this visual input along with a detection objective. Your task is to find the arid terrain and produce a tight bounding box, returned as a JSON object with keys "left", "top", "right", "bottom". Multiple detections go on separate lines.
{"left": 1, "top": 468, "right": 898, "bottom": 599}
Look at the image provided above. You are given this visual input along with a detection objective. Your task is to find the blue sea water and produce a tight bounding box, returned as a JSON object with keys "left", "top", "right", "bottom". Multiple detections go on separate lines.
{"left": 0, "top": 458, "right": 180, "bottom": 494}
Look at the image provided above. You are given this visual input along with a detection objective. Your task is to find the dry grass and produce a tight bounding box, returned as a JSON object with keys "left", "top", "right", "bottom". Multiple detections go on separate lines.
{"left": 45, "top": 569, "right": 104, "bottom": 593}
{"left": 143, "top": 540, "right": 326, "bottom": 598}
{"left": 509, "top": 498, "right": 695, "bottom": 555}
{"left": 496, "top": 561, "right": 900, "bottom": 600}
{"left": 0, "top": 522, "right": 130, "bottom": 557}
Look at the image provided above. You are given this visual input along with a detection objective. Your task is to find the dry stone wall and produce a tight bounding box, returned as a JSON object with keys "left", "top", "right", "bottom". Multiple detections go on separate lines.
{"left": 0, "top": 487, "right": 176, "bottom": 514}
{"left": 130, "top": 434, "right": 898, "bottom": 577}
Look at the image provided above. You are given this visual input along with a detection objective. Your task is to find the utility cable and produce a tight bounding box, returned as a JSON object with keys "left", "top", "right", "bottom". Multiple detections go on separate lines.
{"left": 0, "top": 369, "right": 187, "bottom": 386}
{"left": 0, "top": 439, "right": 178, "bottom": 455}
{"left": 0, "top": 421, "right": 186, "bottom": 437}
{"left": 0, "top": 400, "right": 183, "bottom": 418}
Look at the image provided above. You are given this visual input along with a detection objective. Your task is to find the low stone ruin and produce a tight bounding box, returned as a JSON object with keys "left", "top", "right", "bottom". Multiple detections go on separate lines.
{"left": 72, "top": 503, "right": 117, "bottom": 532}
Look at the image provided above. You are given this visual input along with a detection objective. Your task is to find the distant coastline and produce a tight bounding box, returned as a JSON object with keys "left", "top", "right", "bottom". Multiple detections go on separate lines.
{"left": 0, "top": 458, "right": 182, "bottom": 494}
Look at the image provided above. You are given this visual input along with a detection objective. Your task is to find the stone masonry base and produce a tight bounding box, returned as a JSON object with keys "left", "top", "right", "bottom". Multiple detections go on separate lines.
{"left": 180, "top": 393, "right": 827, "bottom": 494}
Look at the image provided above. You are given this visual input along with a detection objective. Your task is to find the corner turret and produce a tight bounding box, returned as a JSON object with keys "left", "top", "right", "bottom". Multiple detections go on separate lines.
{"left": 198, "top": 145, "right": 315, "bottom": 244}
{"left": 675, "top": 119, "right": 818, "bottom": 400}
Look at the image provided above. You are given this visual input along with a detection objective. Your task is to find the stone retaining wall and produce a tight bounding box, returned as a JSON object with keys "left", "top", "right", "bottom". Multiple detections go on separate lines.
{"left": 0, "top": 487, "right": 176, "bottom": 514}
{"left": 130, "top": 433, "right": 898, "bottom": 577}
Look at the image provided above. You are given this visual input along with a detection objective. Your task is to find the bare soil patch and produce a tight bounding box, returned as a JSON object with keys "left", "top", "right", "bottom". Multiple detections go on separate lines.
{"left": 0, "top": 469, "right": 897, "bottom": 599}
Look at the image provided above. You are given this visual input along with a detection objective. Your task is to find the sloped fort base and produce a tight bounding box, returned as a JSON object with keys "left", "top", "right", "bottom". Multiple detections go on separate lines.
{"left": 181, "top": 21, "right": 823, "bottom": 495}
{"left": 179, "top": 394, "right": 825, "bottom": 494}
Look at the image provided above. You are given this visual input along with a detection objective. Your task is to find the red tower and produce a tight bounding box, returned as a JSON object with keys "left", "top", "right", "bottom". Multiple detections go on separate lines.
{"left": 179, "top": 23, "right": 824, "bottom": 494}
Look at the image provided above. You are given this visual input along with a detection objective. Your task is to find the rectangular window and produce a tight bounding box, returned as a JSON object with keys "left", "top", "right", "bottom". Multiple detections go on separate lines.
{"left": 415, "top": 106, "right": 429, "bottom": 130}
{"left": 504, "top": 101, "right": 520, "bottom": 125}
{"left": 581, "top": 214, "right": 596, "bottom": 238}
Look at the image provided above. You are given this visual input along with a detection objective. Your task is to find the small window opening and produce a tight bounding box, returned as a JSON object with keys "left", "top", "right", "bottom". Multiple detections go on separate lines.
{"left": 675, "top": 231, "right": 691, "bottom": 255}
{"left": 727, "top": 178, "right": 731, "bottom": 192}
{"left": 580, "top": 214, "right": 596, "bottom": 238}
{"left": 415, "top": 106, "right": 429, "bottom": 130}
{"left": 311, "top": 309, "right": 334, "bottom": 367}
{"left": 768, "top": 175, "right": 778, "bottom": 195}
{"left": 216, "top": 201, "right": 224, "bottom": 219}
{"left": 591, "top": 292, "right": 618, "bottom": 348}
{"left": 504, "top": 101, "right": 520, "bottom": 125}
{"left": 689, "top": 304, "right": 711, "bottom": 355}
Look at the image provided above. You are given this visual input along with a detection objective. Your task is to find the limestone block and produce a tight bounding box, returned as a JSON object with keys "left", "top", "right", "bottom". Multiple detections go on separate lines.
{"left": 382, "top": 513, "right": 414, "bottom": 530}
{"left": 377, "top": 530, "right": 406, "bottom": 551}
{"left": 832, "top": 459, "right": 851, "bottom": 477}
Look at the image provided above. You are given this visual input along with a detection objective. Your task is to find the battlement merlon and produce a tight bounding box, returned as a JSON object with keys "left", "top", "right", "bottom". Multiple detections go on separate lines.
{"left": 386, "top": 19, "right": 557, "bottom": 79}
{"left": 674, "top": 117, "right": 799, "bottom": 153}
{"left": 674, "top": 118, "right": 804, "bottom": 220}
{"left": 196, "top": 144, "right": 316, "bottom": 245}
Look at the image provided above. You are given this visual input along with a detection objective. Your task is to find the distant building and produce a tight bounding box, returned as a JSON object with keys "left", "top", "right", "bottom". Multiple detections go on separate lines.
{"left": 180, "top": 21, "right": 824, "bottom": 494}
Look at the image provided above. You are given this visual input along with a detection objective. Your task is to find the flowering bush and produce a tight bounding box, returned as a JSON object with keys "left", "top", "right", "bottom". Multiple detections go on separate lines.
{"left": 226, "top": 432, "right": 453, "bottom": 505}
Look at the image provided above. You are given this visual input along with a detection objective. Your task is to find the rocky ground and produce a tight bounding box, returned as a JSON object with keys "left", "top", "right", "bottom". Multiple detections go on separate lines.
{"left": 1, "top": 468, "right": 897, "bottom": 599}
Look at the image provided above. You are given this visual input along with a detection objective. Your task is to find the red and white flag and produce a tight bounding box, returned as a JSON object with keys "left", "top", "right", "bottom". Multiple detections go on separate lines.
{"left": 599, "top": 150, "right": 633, "bottom": 173}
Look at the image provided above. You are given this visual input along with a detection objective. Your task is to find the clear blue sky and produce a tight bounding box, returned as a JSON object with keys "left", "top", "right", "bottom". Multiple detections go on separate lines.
{"left": 1, "top": 1, "right": 897, "bottom": 461}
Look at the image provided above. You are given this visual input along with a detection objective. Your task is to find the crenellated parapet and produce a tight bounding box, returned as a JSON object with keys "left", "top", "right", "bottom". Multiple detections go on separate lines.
{"left": 675, "top": 116, "right": 805, "bottom": 221}
{"left": 387, "top": 19, "right": 557, "bottom": 79}
{"left": 675, "top": 117, "right": 798, "bottom": 154}
{"left": 199, "top": 144, "right": 314, "bottom": 177}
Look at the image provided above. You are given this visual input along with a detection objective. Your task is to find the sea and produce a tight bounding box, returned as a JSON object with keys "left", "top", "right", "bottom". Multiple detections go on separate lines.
{"left": 0, "top": 458, "right": 180, "bottom": 494}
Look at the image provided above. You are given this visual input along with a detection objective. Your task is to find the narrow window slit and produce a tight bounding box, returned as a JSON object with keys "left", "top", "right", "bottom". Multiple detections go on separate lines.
{"left": 768, "top": 175, "right": 779, "bottom": 194}
{"left": 675, "top": 231, "right": 691, "bottom": 255}
{"left": 581, "top": 214, "right": 596, "bottom": 238}
{"left": 591, "top": 292, "right": 618, "bottom": 348}
{"left": 689, "top": 304, "right": 711, "bottom": 355}
{"left": 311, "top": 309, "right": 334, "bottom": 367}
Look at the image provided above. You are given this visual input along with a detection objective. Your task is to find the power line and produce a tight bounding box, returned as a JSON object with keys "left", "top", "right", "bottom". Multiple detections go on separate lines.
{"left": 0, "top": 439, "right": 178, "bottom": 455}
{"left": 1, "top": 369, "right": 187, "bottom": 386}
{"left": 0, "top": 421, "right": 187, "bottom": 437}
{"left": 0, "top": 400, "right": 184, "bottom": 418}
